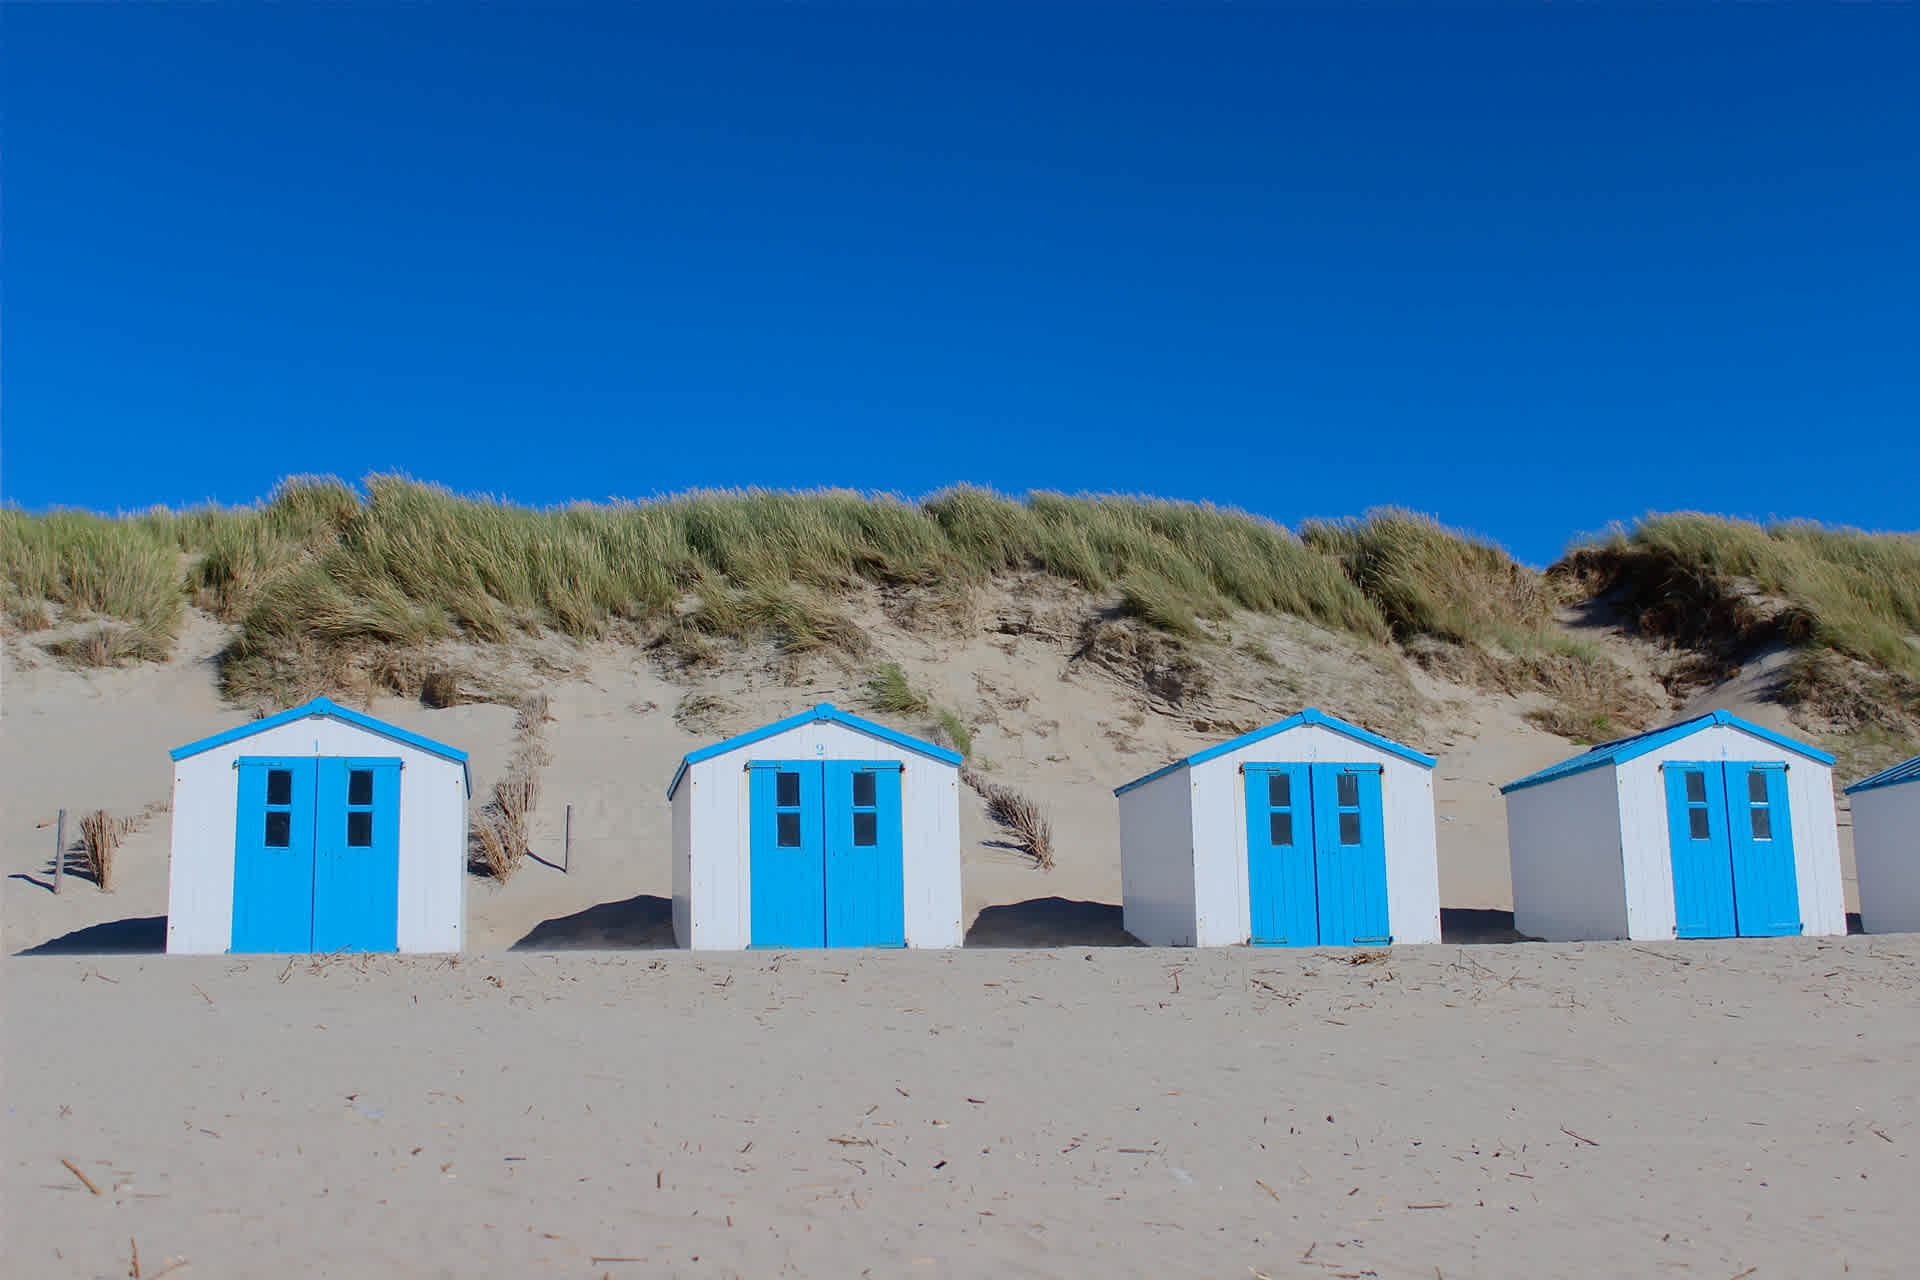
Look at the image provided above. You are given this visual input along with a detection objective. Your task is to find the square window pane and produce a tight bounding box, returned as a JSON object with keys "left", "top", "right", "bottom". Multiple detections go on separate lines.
{"left": 1688, "top": 807, "right": 1711, "bottom": 840}
{"left": 776, "top": 771, "right": 801, "bottom": 809}
{"left": 1747, "top": 772, "right": 1769, "bottom": 804}
{"left": 265, "top": 810, "right": 291, "bottom": 848}
{"left": 347, "top": 810, "right": 373, "bottom": 847}
{"left": 267, "top": 769, "right": 292, "bottom": 806}
{"left": 852, "top": 772, "right": 877, "bottom": 808}
{"left": 1750, "top": 807, "right": 1772, "bottom": 841}
{"left": 1337, "top": 773, "right": 1359, "bottom": 807}
{"left": 1684, "top": 772, "right": 1707, "bottom": 804}
{"left": 854, "top": 811, "right": 878, "bottom": 847}
{"left": 777, "top": 811, "right": 802, "bottom": 847}
{"left": 1266, "top": 773, "right": 1291, "bottom": 807}
{"left": 1269, "top": 811, "right": 1293, "bottom": 846}
{"left": 1339, "top": 811, "right": 1361, "bottom": 845}
{"left": 349, "top": 769, "right": 374, "bottom": 806}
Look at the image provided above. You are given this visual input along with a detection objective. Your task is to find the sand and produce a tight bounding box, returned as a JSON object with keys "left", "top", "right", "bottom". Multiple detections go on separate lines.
{"left": 0, "top": 604, "right": 1904, "bottom": 1276}
{"left": 6, "top": 939, "right": 1917, "bottom": 1277}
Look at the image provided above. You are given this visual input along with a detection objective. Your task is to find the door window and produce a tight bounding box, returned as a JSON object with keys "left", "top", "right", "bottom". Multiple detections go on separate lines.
{"left": 1266, "top": 772, "right": 1295, "bottom": 845}
{"left": 775, "top": 771, "right": 804, "bottom": 847}
{"left": 265, "top": 769, "right": 294, "bottom": 847}
{"left": 1682, "top": 771, "right": 1712, "bottom": 839}
{"left": 851, "top": 771, "right": 879, "bottom": 847}
{"left": 346, "top": 768, "right": 376, "bottom": 847}
{"left": 1334, "top": 771, "right": 1363, "bottom": 845}
{"left": 1746, "top": 771, "right": 1773, "bottom": 840}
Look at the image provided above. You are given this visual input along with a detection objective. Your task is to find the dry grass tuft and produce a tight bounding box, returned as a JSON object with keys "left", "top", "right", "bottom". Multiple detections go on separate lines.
{"left": 77, "top": 810, "right": 134, "bottom": 891}
{"left": 45, "top": 622, "right": 174, "bottom": 669}
{"left": 468, "top": 811, "right": 520, "bottom": 882}
{"left": 866, "top": 662, "right": 927, "bottom": 715}
{"left": 933, "top": 707, "right": 973, "bottom": 758}
{"left": 470, "top": 687, "right": 554, "bottom": 881}
{"left": 962, "top": 769, "right": 1054, "bottom": 869}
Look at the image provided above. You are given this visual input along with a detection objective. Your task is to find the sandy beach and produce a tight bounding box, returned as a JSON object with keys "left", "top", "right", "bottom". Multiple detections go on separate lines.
{"left": 6, "top": 938, "right": 1917, "bottom": 1278}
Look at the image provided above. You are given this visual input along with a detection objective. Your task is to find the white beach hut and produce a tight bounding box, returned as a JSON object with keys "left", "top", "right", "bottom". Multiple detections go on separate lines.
{"left": 1845, "top": 756, "right": 1920, "bottom": 934}
{"left": 1502, "top": 709, "right": 1845, "bottom": 941}
{"left": 1114, "top": 708, "right": 1440, "bottom": 948}
{"left": 166, "top": 696, "right": 471, "bottom": 955}
{"left": 667, "top": 703, "right": 963, "bottom": 949}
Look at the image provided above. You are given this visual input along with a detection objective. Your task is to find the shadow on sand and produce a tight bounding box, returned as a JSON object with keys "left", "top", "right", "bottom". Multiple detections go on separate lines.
{"left": 1440, "top": 909, "right": 1536, "bottom": 945}
{"left": 965, "top": 897, "right": 1142, "bottom": 948}
{"left": 17, "top": 916, "right": 168, "bottom": 956}
{"left": 511, "top": 895, "right": 677, "bottom": 950}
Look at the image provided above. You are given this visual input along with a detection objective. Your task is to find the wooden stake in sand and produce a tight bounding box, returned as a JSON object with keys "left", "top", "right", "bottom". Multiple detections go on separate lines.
{"left": 53, "top": 809, "right": 66, "bottom": 895}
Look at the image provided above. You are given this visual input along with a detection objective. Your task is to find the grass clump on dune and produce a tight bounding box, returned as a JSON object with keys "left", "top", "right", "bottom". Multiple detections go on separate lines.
{"left": 1560, "top": 514, "right": 1920, "bottom": 730}
{"left": 8, "top": 476, "right": 1404, "bottom": 699}
{"left": 1301, "top": 507, "right": 1557, "bottom": 648}
{"left": 0, "top": 507, "right": 184, "bottom": 661}
{"left": 1563, "top": 514, "right": 1920, "bottom": 684}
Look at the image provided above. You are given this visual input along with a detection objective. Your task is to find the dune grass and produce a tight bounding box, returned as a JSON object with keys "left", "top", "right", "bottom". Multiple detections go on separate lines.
{"left": 1301, "top": 507, "right": 1559, "bottom": 648}
{"left": 1564, "top": 514, "right": 1920, "bottom": 687}
{"left": 9, "top": 479, "right": 1913, "bottom": 734}
{"left": 867, "top": 663, "right": 928, "bottom": 715}
{"left": 7, "top": 477, "right": 1405, "bottom": 695}
{"left": 0, "top": 507, "right": 184, "bottom": 655}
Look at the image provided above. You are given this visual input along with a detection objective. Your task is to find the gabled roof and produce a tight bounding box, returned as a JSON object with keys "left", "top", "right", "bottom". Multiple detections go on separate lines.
{"left": 1500, "top": 709, "right": 1834, "bottom": 795}
{"left": 667, "top": 703, "right": 962, "bottom": 799}
{"left": 1845, "top": 755, "right": 1920, "bottom": 796}
{"left": 170, "top": 696, "right": 471, "bottom": 793}
{"left": 1112, "top": 707, "right": 1436, "bottom": 797}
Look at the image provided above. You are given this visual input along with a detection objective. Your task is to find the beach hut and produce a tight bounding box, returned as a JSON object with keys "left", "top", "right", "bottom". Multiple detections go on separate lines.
{"left": 1502, "top": 710, "right": 1845, "bottom": 941}
{"left": 667, "top": 703, "right": 963, "bottom": 949}
{"left": 1845, "top": 756, "right": 1920, "bottom": 934}
{"left": 165, "top": 697, "right": 470, "bottom": 955}
{"left": 1114, "top": 708, "right": 1440, "bottom": 948}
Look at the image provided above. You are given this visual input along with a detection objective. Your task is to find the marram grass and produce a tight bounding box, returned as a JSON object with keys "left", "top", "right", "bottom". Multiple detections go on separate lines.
{"left": 4, "top": 478, "right": 1914, "bottom": 727}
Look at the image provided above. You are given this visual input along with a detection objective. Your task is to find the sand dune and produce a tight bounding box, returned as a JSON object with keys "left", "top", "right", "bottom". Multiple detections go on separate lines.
{"left": 1, "top": 599, "right": 1863, "bottom": 959}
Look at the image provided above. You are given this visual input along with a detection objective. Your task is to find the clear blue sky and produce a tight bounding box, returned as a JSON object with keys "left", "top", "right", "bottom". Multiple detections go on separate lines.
{"left": 6, "top": 6, "right": 1915, "bottom": 564}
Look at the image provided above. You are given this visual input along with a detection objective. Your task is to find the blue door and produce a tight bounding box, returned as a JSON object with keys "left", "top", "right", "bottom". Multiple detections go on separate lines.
{"left": 1245, "top": 764, "right": 1315, "bottom": 945}
{"left": 1244, "top": 763, "right": 1390, "bottom": 947}
{"left": 1310, "top": 764, "right": 1391, "bottom": 946}
{"left": 233, "top": 758, "right": 318, "bottom": 952}
{"left": 1665, "top": 762, "right": 1800, "bottom": 938}
{"left": 750, "top": 760, "right": 905, "bottom": 947}
{"left": 825, "top": 763, "right": 906, "bottom": 947}
{"left": 749, "top": 763, "right": 827, "bottom": 947}
{"left": 233, "top": 755, "right": 403, "bottom": 953}
{"left": 1727, "top": 764, "right": 1800, "bottom": 936}
{"left": 313, "top": 759, "right": 402, "bottom": 952}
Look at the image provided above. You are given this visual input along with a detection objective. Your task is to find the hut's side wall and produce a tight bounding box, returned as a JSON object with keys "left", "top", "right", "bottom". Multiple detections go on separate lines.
{"left": 1118, "top": 769, "right": 1197, "bottom": 946}
{"left": 1505, "top": 766, "right": 1627, "bottom": 941}
{"left": 1853, "top": 783, "right": 1920, "bottom": 934}
{"left": 1617, "top": 724, "right": 1846, "bottom": 939}
{"left": 395, "top": 753, "right": 466, "bottom": 953}
{"left": 1190, "top": 723, "right": 1436, "bottom": 946}
{"left": 682, "top": 720, "right": 962, "bottom": 950}
{"left": 166, "top": 717, "right": 467, "bottom": 954}
{"left": 1381, "top": 758, "right": 1441, "bottom": 946}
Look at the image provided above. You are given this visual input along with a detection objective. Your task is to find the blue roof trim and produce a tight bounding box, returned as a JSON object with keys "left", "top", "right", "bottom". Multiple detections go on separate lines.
{"left": 1845, "top": 754, "right": 1920, "bottom": 795}
{"left": 1112, "top": 707, "right": 1436, "bottom": 797}
{"left": 169, "top": 696, "right": 472, "bottom": 794}
{"left": 667, "top": 703, "right": 962, "bottom": 798}
{"left": 1500, "top": 709, "right": 1835, "bottom": 795}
